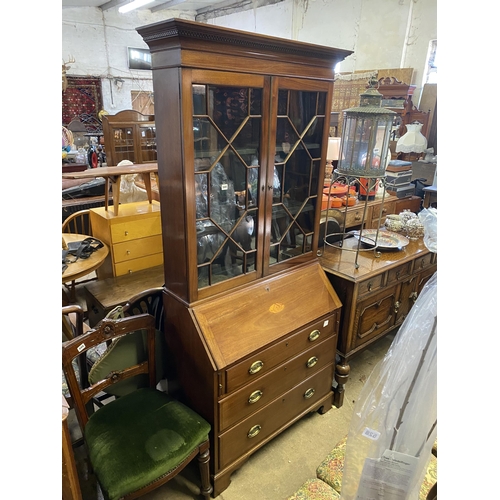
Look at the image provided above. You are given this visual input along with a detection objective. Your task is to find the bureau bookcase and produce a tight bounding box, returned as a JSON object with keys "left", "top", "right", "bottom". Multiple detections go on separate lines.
{"left": 138, "top": 19, "right": 350, "bottom": 496}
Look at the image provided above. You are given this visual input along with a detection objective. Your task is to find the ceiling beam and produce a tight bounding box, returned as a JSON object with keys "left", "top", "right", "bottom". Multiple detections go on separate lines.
{"left": 150, "top": 0, "right": 188, "bottom": 12}
{"left": 100, "top": 0, "right": 130, "bottom": 11}
{"left": 196, "top": 0, "right": 283, "bottom": 20}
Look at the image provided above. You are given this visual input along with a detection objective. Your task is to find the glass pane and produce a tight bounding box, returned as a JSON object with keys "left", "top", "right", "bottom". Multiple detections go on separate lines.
{"left": 113, "top": 126, "right": 135, "bottom": 163}
{"left": 193, "top": 83, "right": 262, "bottom": 288}
{"left": 271, "top": 88, "right": 327, "bottom": 264}
{"left": 139, "top": 125, "right": 157, "bottom": 162}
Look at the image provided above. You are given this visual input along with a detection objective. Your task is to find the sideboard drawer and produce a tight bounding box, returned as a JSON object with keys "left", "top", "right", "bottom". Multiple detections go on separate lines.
{"left": 386, "top": 261, "right": 413, "bottom": 286}
{"left": 344, "top": 206, "right": 372, "bottom": 228}
{"left": 224, "top": 314, "right": 336, "bottom": 394}
{"left": 110, "top": 217, "right": 162, "bottom": 243}
{"left": 113, "top": 235, "right": 163, "bottom": 263}
{"left": 219, "top": 334, "right": 336, "bottom": 432}
{"left": 357, "top": 274, "right": 384, "bottom": 296}
{"left": 218, "top": 364, "right": 334, "bottom": 469}
{"left": 114, "top": 252, "right": 163, "bottom": 276}
{"left": 413, "top": 253, "right": 434, "bottom": 273}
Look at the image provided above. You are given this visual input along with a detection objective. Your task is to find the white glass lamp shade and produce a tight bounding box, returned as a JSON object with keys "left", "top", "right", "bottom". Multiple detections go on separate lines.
{"left": 327, "top": 137, "right": 341, "bottom": 161}
{"left": 396, "top": 123, "right": 428, "bottom": 153}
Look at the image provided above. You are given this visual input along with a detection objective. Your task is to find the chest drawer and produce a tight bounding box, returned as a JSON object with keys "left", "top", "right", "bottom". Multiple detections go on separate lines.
{"left": 114, "top": 252, "right": 163, "bottom": 276}
{"left": 112, "top": 235, "right": 163, "bottom": 263}
{"left": 218, "top": 364, "right": 334, "bottom": 469}
{"left": 224, "top": 314, "right": 336, "bottom": 394}
{"left": 110, "top": 216, "right": 161, "bottom": 243}
{"left": 386, "top": 261, "right": 412, "bottom": 286}
{"left": 219, "top": 334, "right": 336, "bottom": 432}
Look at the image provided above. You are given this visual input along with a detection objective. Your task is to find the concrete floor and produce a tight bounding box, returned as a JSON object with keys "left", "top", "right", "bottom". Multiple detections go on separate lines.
{"left": 66, "top": 286, "right": 396, "bottom": 500}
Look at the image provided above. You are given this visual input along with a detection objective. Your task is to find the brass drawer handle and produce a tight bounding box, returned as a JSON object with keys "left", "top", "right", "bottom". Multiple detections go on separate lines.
{"left": 308, "top": 329, "right": 320, "bottom": 342}
{"left": 248, "top": 360, "right": 264, "bottom": 375}
{"left": 248, "top": 390, "right": 263, "bottom": 404}
{"left": 367, "top": 282, "right": 373, "bottom": 292}
{"left": 306, "top": 356, "right": 318, "bottom": 368}
{"left": 247, "top": 425, "right": 261, "bottom": 438}
{"left": 125, "top": 231, "right": 129, "bottom": 236}
{"left": 410, "top": 291, "right": 418, "bottom": 302}
{"left": 126, "top": 250, "right": 131, "bottom": 255}
{"left": 394, "top": 300, "right": 400, "bottom": 313}
{"left": 355, "top": 214, "right": 362, "bottom": 221}
{"left": 304, "top": 388, "right": 315, "bottom": 399}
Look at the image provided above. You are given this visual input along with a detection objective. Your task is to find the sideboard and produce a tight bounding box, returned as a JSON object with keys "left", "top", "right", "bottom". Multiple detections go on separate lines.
{"left": 319, "top": 236, "right": 436, "bottom": 407}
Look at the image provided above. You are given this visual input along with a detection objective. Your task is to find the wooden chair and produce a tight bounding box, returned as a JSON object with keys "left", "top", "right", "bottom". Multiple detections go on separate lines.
{"left": 62, "top": 209, "right": 92, "bottom": 236}
{"left": 86, "top": 287, "right": 171, "bottom": 406}
{"left": 62, "top": 209, "right": 97, "bottom": 302}
{"left": 62, "top": 313, "right": 213, "bottom": 500}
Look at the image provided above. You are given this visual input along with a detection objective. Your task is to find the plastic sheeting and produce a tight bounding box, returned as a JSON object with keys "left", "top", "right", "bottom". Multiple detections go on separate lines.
{"left": 340, "top": 209, "right": 437, "bottom": 500}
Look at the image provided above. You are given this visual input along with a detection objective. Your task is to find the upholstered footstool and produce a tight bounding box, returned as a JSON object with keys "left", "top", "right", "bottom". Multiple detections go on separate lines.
{"left": 285, "top": 478, "right": 340, "bottom": 500}
{"left": 316, "top": 437, "right": 437, "bottom": 500}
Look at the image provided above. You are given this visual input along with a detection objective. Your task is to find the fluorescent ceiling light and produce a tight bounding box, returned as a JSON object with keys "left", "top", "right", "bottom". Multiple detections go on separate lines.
{"left": 119, "top": 0, "right": 154, "bottom": 13}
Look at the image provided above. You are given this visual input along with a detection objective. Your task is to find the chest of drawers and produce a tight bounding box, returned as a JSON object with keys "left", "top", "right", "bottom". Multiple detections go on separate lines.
{"left": 319, "top": 237, "right": 436, "bottom": 407}
{"left": 89, "top": 200, "right": 163, "bottom": 279}
{"left": 164, "top": 261, "right": 342, "bottom": 496}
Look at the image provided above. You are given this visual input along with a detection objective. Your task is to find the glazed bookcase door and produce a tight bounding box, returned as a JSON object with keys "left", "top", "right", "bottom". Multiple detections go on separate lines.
{"left": 137, "top": 123, "right": 157, "bottom": 163}
{"left": 110, "top": 125, "right": 136, "bottom": 164}
{"left": 189, "top": 70, "right": 269, "bottom": 293}
{"left": 266, "top": 77, "right": 331, "bottom": 273}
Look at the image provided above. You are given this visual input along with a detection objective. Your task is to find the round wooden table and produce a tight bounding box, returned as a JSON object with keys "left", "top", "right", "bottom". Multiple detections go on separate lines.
{"left": 62, "top": 234, "right": 109, "bottom": 301}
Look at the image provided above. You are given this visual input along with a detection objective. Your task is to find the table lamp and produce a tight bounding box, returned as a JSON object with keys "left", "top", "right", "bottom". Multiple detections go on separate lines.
{"left": 325, "top": 137, "right": 341, "bottom": 183}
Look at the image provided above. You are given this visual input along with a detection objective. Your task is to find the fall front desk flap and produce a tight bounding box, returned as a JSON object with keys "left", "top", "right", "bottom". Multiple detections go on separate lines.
{"left": 191, "top": 261, "right": 342, "bottom": 370}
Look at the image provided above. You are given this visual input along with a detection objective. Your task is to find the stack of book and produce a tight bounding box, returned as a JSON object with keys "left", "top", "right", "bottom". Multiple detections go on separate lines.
{"left": 385, "top": 160, "right": 415, "bottom": 198}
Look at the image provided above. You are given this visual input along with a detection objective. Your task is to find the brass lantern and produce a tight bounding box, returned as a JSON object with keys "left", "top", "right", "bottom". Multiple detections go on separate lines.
{"left": 336, "top": 78, "right": 395, "bottom": 179}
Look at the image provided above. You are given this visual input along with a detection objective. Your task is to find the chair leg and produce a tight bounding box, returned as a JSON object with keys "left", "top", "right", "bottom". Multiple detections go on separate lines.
{"left": 197, "top": 443, "right": 213, "bottom": 500}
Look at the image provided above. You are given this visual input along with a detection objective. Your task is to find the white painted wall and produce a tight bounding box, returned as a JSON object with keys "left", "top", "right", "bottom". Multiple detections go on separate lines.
{"left": 62, "top": 0, "right": 436, "bottom": 112}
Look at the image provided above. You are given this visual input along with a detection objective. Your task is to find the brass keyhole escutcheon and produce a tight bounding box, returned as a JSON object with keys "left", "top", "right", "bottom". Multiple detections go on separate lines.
{"left": 247, "top": 425, "right": 261, "bottom": 438}
{"left": 248, "top": 390, "right": 263, "bottom": 404}
{"left": 249, "top": 360, "right": 264, "bottom": 375}
{"left": 306, "top": 356, "right": 318, "bottom": 368}
{"left": 304, "top": 388, "right": 315, "bottom": 399}
{"left": 309, "top": 330, "right": 320, "bottom": 342}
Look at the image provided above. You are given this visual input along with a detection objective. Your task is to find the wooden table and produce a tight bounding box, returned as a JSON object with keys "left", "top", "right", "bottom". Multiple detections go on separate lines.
{"left": 62, "top": 234, "right": 109, "bottom": 302}
{"left": 61, "top": 163, "right": 158, "bottom": 215}
{"left": 319, "top": 234, "right": 437, "bottom": 407}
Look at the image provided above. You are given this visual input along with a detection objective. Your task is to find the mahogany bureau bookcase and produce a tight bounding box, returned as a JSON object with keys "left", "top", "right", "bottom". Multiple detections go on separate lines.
{"left": 137, "top": 18, "right": 351, "bottom": 496}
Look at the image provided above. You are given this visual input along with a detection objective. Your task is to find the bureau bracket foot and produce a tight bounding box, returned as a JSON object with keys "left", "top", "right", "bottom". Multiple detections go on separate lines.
{"left": 333, "top": 362, "right": 350, "bottom": 408}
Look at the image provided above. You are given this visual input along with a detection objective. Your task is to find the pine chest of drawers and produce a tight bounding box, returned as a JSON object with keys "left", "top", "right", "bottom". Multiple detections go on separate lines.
{"left": 164, "top": 261, "right": 342, "bottom": 496}
{"left": 89, "top": 200, "right": 163, "bottom": 279}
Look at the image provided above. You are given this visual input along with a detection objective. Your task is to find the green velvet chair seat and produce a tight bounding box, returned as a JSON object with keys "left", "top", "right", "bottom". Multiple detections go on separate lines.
{"left": 85, "top": 387, "right": 211, "bottom": 500}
